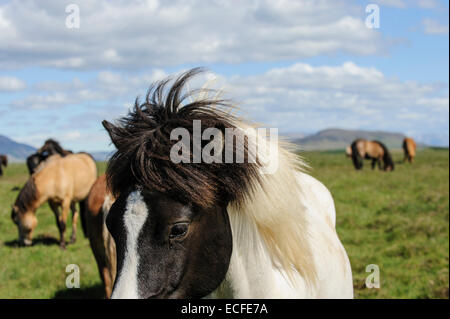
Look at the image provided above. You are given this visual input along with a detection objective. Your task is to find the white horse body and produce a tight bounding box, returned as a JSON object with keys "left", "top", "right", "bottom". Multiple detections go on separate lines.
{"left": 211, "top": 171, "right": 353, "bottom": 299}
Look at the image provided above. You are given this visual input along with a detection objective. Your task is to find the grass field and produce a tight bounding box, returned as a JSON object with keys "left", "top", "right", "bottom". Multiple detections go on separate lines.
{"left": 0, "top": 149, "right": 448, "bottom": 299}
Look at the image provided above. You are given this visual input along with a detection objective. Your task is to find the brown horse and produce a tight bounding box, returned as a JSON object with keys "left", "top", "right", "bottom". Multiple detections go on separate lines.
{"left": 349, "top": 139, "right": 395, "bottom": 171}
{"left": 0, "top": 154, "right": 7, "bottom": 176}
{"left": 403, "top": 137, "right": 416, "bottom": 163}
{"left": 11, "top": 153, "right": 97, "bottom": 248}
{"left": 85, "top": 174, "right": 116, "bottom": 298}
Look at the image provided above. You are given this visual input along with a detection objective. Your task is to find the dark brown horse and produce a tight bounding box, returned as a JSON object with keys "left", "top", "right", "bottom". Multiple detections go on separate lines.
{"left": 0, "top": 154, "right": 7, "bottom": 176}
{"left": 26, "top": 139, "right": 73, "bottom": 175}
{"left": 37, "top": 139, "right": 73, "bottom": 157}
{"left": 349, "top": 139, "right": 394, "bottom": 171}
{"left": 403, "top": 137, "right": 417, "bottom": 163}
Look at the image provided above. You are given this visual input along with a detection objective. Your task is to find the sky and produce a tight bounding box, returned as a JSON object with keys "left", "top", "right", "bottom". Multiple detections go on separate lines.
{"left": 0, "top": 0, "right": 448, "bottom": 152}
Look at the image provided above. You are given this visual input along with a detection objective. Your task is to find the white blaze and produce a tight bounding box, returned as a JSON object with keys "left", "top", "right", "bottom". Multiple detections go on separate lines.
{"left": 111, "top": 190, "right": 148, "bottom": 299}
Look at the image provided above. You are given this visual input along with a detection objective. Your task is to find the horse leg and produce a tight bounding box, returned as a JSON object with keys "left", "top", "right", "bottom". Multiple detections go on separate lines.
{"left": 59, "top": 198, "right": 72, "bottom": 249}
{"left": 371, "top": 159, "right": 376, "bottom": 170}
{"left": 69, "top": 202, "right": 78, "bottom": 244}
{"left": 49, "top": 200, "right": 64, "bottom": 248}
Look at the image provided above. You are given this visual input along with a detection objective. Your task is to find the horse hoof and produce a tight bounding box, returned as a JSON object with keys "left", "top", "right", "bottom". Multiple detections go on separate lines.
{"left": 70, "top": 238, "right": 76, "bottom": 244}
{"left": 60, "top": 244, "right": 66, "bottom": 250}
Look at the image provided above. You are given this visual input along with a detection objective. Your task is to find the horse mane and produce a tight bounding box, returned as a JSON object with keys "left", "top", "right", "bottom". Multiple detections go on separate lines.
{"left": 374, "top": 140, "right": 394, "bottom": 170}
{"left": 103, "top": 68, "right": 261, "bottom": 208}
{"left": 103, "top": 68, "right": 317, "bottom": 286}
{"left": 15, "top": 177, "right": 38, "bottom": 213}
{"left": 41, "top": 139, "right": 71, "bottom": 156}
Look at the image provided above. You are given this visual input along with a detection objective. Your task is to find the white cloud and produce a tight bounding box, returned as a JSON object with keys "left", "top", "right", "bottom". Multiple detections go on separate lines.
{"left": 0, "top": 76, "right": 26, "bottom": 91}
{"left": 422, "top": 18, "right": 449, "bottom": 35}
{"left": 0, "top": 0, "right": 387, "bottom": 70}
{"left": 6, "top": 63, "right": 448, "bottom": 149}
{"left": 372, "top": 0, "right": 439, "bottom": 8}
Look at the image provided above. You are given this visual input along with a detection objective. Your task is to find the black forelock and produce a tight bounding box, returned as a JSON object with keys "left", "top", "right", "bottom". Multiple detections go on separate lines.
{"left": 103, "top": 68, "right": 261, "bottom": 208}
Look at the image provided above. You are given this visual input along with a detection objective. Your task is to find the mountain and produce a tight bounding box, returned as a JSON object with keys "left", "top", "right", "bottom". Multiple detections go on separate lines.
{"left": 292, "top": 128, "right": 409, "bottom": 151}
{"left": 0, "top": 134, "right": 36, "bottom": 162}
{"left": 90, "top": 150, "right": 114, "bottom": 162}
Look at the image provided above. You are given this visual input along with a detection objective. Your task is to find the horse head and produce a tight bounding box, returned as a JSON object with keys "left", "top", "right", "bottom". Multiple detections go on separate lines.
{"left": 11, "top": 178, "right": 39, "bottom": 246}
{"left": 102, "top": 68, "right": 262, "bottom": 298}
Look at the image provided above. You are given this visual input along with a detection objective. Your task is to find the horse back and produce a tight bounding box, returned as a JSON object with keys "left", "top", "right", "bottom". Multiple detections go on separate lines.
{"left": 33, "top": 153, "right": 97, "bottom": 202}
{"left": 365, "top": 141, "right": 384, "bottom": 158}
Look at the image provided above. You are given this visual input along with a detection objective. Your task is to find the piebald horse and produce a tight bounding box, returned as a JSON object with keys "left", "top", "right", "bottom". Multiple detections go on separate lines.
{"left": 11, "top": 153, "right": 97, "bottom": 248}
{"left": 348, "top": 139, "right": 394, "bottom": 171}
{"left": 0, "top": 154, "right": 7, "bottom": 176}
{"left": 403, "top": 137, "right": 416, "bottom": 163}
{"left": 85, "top": 174, "right": 116, "bottom": 298}
{"left": 102, "top": 69, "right": 353, "bottom": 299}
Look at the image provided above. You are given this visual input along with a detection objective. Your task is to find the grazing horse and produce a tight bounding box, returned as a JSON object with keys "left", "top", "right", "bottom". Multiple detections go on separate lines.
{"left": 102, "top": 69, "right": 353, "bottom": 299}
{"left": 11, "top": 153, "right": 97, "bottom": 248}
{"left": 345, "top": 146, "right": 352, "bottom": 157}
{"left": 403, "top": 137, "right": 416, "bottom": 163}
{"left": 0, "top": 154, "right": 7, "bottom": 176}
{"left": 85, "top": 174, "right": 117, "bottom": 298}
{"left": 349, "top": 139, "right": 394, "bottom": 171}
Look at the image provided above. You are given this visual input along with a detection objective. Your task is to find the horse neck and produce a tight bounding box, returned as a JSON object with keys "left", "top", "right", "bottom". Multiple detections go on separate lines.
{"left": 214, "top": 207, "right": 310, "bottom": 298}
{"left": 30, "top": 172, "right": 52, "bottom": 208}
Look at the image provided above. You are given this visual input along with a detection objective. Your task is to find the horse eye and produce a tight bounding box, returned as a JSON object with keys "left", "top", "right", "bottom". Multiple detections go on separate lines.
{"left": 169, "top": 223, "right": 189, "bottom": 239}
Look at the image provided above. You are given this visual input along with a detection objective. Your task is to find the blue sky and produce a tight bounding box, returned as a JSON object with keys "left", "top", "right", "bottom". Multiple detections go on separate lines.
{"left": 0, "top": 0, "right": 448, "bottom": 152}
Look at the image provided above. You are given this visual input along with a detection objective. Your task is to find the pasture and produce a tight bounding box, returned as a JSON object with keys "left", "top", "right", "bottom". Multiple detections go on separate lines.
{"left": 0, "top": 149, "right": 448, "bottom": 299}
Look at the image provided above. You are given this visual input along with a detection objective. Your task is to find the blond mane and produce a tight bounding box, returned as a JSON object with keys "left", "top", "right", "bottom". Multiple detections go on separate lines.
{"left": 227, "top": 120, "right": 317, "bottom": 288}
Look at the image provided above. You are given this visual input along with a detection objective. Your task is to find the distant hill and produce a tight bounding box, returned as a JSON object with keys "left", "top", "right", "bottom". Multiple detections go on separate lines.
{"left": 292, "top": 128, "right": 409, "bottom": 151}
{"left": 0, "top": 135, "right": 36, "bottom": 162}
{"left": 90, "top": 150, "right": 114, "bottom": 162}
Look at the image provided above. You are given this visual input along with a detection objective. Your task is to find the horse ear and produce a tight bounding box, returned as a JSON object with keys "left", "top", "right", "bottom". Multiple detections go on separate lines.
{"left": 102, "top": 120, "right": 121, "bottom": 149}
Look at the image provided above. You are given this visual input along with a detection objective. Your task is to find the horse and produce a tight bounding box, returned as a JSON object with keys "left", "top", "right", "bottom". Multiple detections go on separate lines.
{"left": 11, "top": 153, "right": 97, "bottom": 248}
{"left": 101, "top": 68, "right": 353, "bottom": 299}
{"left": 403, "top": 137, "right": 416, "bottom": 163}
{"left": 26, "top": 139, "right": 73, "bottom": 175}
{"left": 349, "top": 139, "right": 394, "bottom": 171}
{"left": 85, "top": 174, "right": 116, "bottom": 298}
{"left": 0, "top": 154, "right": 7, "bottom": 176}
{"left": 26, "top": 152, "right": 49, "bottom": 175}
{"left": 345, "top": 146, "right": 352, "bottom": 157}
{"left": 26, "top": 140, "right": 80, "bottom": 219}
{"left": 37, "top": 139, "right": 73, "bottom": 157}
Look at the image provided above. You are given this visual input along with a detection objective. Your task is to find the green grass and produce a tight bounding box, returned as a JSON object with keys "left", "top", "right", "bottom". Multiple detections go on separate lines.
{"left": 0, "top": 150, "right": 448, "bottom": 298}
{"left": 304, "top": 148, "right": 449, "bottom": 299}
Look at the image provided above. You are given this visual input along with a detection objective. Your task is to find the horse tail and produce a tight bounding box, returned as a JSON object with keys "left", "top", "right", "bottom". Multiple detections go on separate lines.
{"left": 79, "top": 198, "right": 88, "bottom": 237}
{"left": 351, "top": 140, "right": 363, "bottom": 169}
{"left": 376, "top": 141, "right": 395, "bottom": 171}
